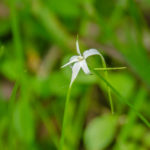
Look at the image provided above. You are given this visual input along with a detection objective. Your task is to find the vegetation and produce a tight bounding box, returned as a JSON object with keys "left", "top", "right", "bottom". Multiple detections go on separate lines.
{"left": 0, "top": 0, "right": 150, "bottom": 150}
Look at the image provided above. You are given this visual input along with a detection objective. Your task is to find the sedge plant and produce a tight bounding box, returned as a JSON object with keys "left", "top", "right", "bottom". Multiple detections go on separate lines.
{"left": 60, "top": 39, "right": 125, "bottom": 150}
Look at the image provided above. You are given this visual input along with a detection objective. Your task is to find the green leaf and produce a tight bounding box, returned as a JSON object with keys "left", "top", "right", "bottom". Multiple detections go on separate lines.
{"left": 108, "top": 72, "right": 135, "bottom": 99}
{"left": 13, "top": 100, "right": 35, "bottom": 144}
{"left": 46, "top": 0, "right": 80, "bottom": 17}
{"left": 84, "top": 114, "right": 117, "bottom": 150}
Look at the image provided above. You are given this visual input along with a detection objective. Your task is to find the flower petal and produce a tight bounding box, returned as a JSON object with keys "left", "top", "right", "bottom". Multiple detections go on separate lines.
{"left": 70, "top": 55, "right": 78, "bottom": 61}
{"left": 70, "top": 62, "right": 81, "bottom": 86}
{"left": 83, "top": 49, "right": 102, "bottom": 59}
{"left": 76, "top": 40, "right": 81, "bottom": 55}
{"left": 61, "top": 56, "right": 78, "bottom": 68}
{"left": 80, "top": 60, "right": 91, "bottom": 74}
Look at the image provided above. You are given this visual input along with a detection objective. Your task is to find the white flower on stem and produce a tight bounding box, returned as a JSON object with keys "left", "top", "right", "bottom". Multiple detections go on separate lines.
{"left": 61, "top": 40, "right": 103, "bottom": 86}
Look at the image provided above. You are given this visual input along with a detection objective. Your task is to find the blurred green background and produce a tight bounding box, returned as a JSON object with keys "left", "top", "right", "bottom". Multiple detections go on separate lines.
{"left": 0, "top": 0, "right": 150, "bottom": 149}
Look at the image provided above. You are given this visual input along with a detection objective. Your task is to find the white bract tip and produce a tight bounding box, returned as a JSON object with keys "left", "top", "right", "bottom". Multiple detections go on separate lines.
{"left": 61, "top": 40, "right": 102, "bottom": 86}
{"left": 76, "top": 40, "right": 81, "bottom": 55}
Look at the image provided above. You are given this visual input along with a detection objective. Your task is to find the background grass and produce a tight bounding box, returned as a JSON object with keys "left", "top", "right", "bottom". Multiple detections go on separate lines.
{"left": 0, "top": 0, "right": 150, "bottom": 149}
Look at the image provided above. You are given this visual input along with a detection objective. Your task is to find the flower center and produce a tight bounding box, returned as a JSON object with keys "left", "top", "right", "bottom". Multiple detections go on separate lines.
{"left": 78, "top": 56, "right": 84, "bottom": 61}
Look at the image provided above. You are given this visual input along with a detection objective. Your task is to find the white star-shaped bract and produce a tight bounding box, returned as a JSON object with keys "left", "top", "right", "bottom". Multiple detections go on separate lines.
{"left": 61, "top": 40, "right": 104, "bottom": 86}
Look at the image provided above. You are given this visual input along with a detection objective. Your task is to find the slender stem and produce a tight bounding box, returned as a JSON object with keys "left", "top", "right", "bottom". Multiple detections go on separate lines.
{"left": 108, "top": 87, "right": 114, "bottom": 114}
{"left": 95, "top": 66, "right": 126, "bottom": 114}
{"left": 59, "top": 85, "right": 72, "bottom": 150}
{"left": 94, "top": 67, "right": 126, "bottom": 71}
{"left": 98, "top": 53, "right": 114, "bottom": 114}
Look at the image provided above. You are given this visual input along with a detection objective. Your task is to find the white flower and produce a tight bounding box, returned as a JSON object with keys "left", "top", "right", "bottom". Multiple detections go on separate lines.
{"left": 61, "top": 40, "right": 103, "bottom": 86}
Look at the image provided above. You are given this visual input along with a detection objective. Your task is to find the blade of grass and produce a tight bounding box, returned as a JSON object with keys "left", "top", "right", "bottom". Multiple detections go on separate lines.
{"left": 92, "top": 69, "right": 150, "bottom": 128}
{"left": 84, "top": 1, "right": 150, "bottom": 89}
{"left": 113, "top": 88, "right": 147, "bottom": 150}
{"left": 97, "top": 52, "right": 114, "bottom": 114}
{"left": 94, "top": 67, "right": 126, "bottom": 71}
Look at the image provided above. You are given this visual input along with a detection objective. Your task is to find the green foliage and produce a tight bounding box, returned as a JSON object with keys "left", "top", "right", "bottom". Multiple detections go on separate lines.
{"left": 109, "top": 72, "right": 135, "bottom": 99}
{"left": 84, "top": 114, "right": 117, "bottom": 150}
{"left": 13, "top": 100, "right": 35, "bottom": 144}
{"left": 0, "top": 0, "right": 150, "bottom": 149}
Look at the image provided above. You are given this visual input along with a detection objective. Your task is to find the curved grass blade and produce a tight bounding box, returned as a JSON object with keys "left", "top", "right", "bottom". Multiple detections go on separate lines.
{"left": 97, "top": 53, "right": 114, "bottom": 114}
{"left": 94, "top": 67, "right": 126, "bottom": 71}
{"left": 113, "top": 88, "right": 147, "bottom": 150}
{"left": 92, "top": 69, "right": 150, "bottom": 128}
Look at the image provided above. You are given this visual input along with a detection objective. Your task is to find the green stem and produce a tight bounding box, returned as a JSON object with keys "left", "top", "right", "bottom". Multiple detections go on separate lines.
{"left": 59, "top": 85, "right": 72, "bottom": 150}
{"left": 98, "top": 53, "right": 114, "bottom": 114}
{"left": 94, "top": 67, "right": 126, "bottom": 71}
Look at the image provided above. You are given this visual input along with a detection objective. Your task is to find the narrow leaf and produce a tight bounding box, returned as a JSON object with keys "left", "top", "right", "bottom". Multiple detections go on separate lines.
{"left": 92, "top": 69, "right": 150, "bottom": 127}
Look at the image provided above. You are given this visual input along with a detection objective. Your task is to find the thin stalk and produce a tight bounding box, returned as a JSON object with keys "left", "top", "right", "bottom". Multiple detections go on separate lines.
{"left": 98, "top": 53, "right": 114, "bottom": 114}
{"left": 92, "top": 69, "right": 150, "bottom": 127}
{"left": 59, "top": 85, "right": 72, "bottom": 150}
{"left": 94, "top": 67, "right": 126, "bottom": 71}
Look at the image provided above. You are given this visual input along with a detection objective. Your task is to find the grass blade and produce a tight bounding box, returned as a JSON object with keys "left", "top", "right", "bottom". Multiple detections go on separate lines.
{"left": 92, "top": 69, "right": 150, "bottom": 128}
{"left": 113, "top": 88, "right": 147, "bottom": 150}
{"left": 94, "top": 67, "right": 126, "bottom": 71}
{"left": 97, "top": 52, "right": 114, "bottom": 114}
